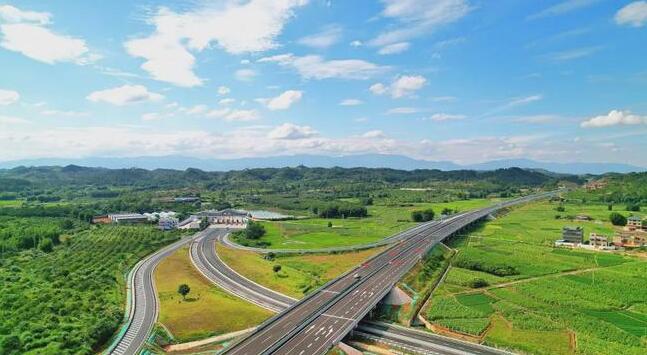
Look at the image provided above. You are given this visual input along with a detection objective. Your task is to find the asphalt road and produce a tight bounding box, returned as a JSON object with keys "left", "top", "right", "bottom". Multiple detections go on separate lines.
{"left": 355, "top": 321, "right": 513, "bottom": 355}
{"left": 192, "top": 228, "right": 511, "bottom": 355}
{"left": 224, "top": 192, "right": 554, "bottom": 355}
{"left": 107, "top": 229, "right": 209, "bottom": 355}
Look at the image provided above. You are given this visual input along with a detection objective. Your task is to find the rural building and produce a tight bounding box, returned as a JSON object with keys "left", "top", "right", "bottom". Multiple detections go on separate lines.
{"left": 174, "top": 197, "right": 200, "bottom": 203}
{"left": 108, "top": 213, "right": 149, "bottom": 224}
{"left": 626, "top": 216, "right": 643, "bottom": 231}
{"left": 584, "top": 179, "right": 607, "bottom": 191}
{"left": 178, "top": 216, "right": 201, "bottom": 230}
{"left": 92, "top": 215, "right": 111, "bottom": 224}
{"left": 158, "top": 216, "right": 179, "bottom": 230}
{"left": 589, "top": 233, "right": 609, "bottom": 247}
{"left": 196, "top": 209, "right": 250, "bottom": 225}
{"left": 613, "top": 232, "right": 647, "bottom": 248}
{"left": 561, "top": 226, "right": 583, "bottom": 244}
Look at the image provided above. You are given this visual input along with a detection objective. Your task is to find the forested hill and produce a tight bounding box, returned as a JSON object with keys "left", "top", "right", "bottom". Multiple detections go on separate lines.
{"left": 0, "top": 165, "right": 579, "bottom": 191}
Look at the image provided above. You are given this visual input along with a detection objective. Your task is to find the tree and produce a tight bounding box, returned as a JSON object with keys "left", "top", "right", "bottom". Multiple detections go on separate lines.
{"left": 39, "top": 238, "right": 53, "bottom": 253}
{"left": 273, "top": 264, "right": 282, "bottom": 273}
{"left": 177, "top": 284, "right": 190, "bottom": 300}
{"left": 609, "top": 212, "right": 627, "bottom": 226}
{"left": 411, "top": 208, "right": 434, "bottom": 222}
{"left": 441, "top": 207, "right": 455, "bottom": 216}
{"left": 469, "top": 278, "right": 489, "bottom": 288}
{"left": 626, "top": 204, "right": 640, "bottom": 212}
{"left": 555, "top": 205, "right": 565, "bottom": 212}
{"left": 244, "top": 221, "right": 266, "bottom": 239}
{"left": 199, "top": 217, "right": 209, "bottom": 230}
{"left": 327, "top": 221, "right": 333, "bottom": 228}
{"left": 608, "top": 204, "right": 613, "bottom": 211}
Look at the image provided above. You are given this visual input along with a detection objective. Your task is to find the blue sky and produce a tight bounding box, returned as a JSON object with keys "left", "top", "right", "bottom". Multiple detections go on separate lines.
{"left": 0, "top": 0, "right": 646, "bottom": 166}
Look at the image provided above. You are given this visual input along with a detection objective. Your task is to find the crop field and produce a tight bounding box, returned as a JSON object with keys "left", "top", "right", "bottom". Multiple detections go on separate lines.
{"left": 0, "top": 225, "right": 183, "bottom": 354}
{"left": 256, "top": 198, "right": 501, "bottom": 249}
{"left": 421, "top": 198, "right": 647, "bottom": 354}
{"left": 154, "top": 247, "right": 272, "bottom": 342}
{"left": 216, "top": 244, "right": 383, "bottom": 298}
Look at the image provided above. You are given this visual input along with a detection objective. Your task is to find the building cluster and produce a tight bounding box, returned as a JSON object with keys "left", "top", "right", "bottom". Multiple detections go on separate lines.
{"left": 92, "top": 212, "right": 179, "bottom": 231}
{"left": 555, "top": 217, "right": 646, "bottom": 251}
{"left": 178, "top": 209, "right": 251, "bottom": 229}
{"left": 584, "top": 179, "right": 607, "bottom": 191}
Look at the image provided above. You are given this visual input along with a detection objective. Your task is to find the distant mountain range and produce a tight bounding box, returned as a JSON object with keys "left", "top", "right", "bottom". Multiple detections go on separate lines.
{"left": 0, "top": 154, "right": 643, "bottom": 175}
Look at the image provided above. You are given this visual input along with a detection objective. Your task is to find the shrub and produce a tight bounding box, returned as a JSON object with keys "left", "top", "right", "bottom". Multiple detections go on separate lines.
{"left": 273, "top": 264, "right": 282, "bottom": 273}
{"left": 469, "top": 278, "right": 489, "bottom": 288}
{"left": 626, "top": 204, "right": 640, "bottom": 212}
{"left": 609, "top": 212, "right": 627, "bottom": 226}
{"left": 412, "top": 208, "right": 435, "bottom": 222}
{"left": 455, "top": 259, "right": 519, "bottom": 276}
{"left": 555, "top": 205, "right": 565, "bottom": 212}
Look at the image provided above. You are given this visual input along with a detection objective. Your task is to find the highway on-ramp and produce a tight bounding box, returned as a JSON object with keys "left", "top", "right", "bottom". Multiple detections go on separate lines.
{"left": 106, "top": 229, "right": 210, "bottom": 355}
{"left": 224, "top": 192, "right": 553, "bottom": 355}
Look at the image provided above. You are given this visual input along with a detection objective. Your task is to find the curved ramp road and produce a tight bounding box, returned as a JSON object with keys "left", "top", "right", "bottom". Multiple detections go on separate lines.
{"left": 190, "top": 229, "right": 296, "bottom": 312}
{"left": 107, "top": 229, "right": 210, "bottom": 355}
{"left": 224, "top": 192, "right": 555, "bottom": 355}
{"left": 192, "top": 227, "right": 510, "bottom": 354}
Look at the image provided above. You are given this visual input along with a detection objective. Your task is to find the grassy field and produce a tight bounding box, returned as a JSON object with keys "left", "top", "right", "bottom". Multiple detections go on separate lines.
{"left": 255, "top": 198, "right": 501, "bottom": 250}
{"left": 421, "top": 197, "right": 647, "bottom": 354}
{"left": 154, "top": 247, "right": 272, "bottom": 342}
{"left": 217, "top": 244, "right": 384, "bottom": 298}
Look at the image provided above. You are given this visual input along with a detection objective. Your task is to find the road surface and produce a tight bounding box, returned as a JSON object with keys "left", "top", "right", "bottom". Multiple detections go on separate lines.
{"left": 224, "top": 192, "right": 553, "bottom": 355}
{"left": 106, "top": 229, "right": 208, "bottom": 355}
{"left": 192, "top": 229, "right": 511, "bottom": 354}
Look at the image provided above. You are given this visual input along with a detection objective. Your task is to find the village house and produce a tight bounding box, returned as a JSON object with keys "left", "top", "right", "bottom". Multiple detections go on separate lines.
{"left": 626, "top": 216, "right": 643, "bottom": 231}
{"left": 589, "top": 233, "right": 609, "bottom": 247}
{"left": 584, "top": 179, "right": 607, "bottom": 191}
{"left": 561, "top": 226, "right": 584, "bottom": 244}
{"left": 613, "top": 231, "right": 647, "bottom": 248}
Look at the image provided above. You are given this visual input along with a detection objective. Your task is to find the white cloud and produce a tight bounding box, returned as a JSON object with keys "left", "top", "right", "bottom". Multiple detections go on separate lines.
{"left": 87, "top": 85, "right": 164, "bottom": 106}
{"left": 217, "top": 86, "right": 231, "bottom": 95}
{"left": 268, "top": 123, "right": 318, "bottom": 140}
{"left": 298, "top": 24, "right": 342, "bottom": 48}
{"left": 362, "top": 130, "right": 386, "bottom": 138}
{"left": 580, "top": 110, "right": 647, "bottom": 128}
{"left": 260, "top": 90, "right": 303, "bottom": 110}
{"left": 218, "top": 98, "right": 236, "bottom": 105}
{"left": 124, "top": 1, "right": 308, "bottom": 87}
{"left": 184, "top": 105, "right": 209, "bottom": 115}
{"left": 370, "top": 0, "right": 472, "bottom": 47}
{"left": 512, "top": 115, "right": 560, "bottom": 124}
{"left": 0, "top": 5, "right": 97, "bottom": 65}
{"left": 615, "top": 1, "right": 647, "bottom": 27}
{"left": 0, "top": 115, "right": 29, "bottom": 125}
{"left": 339, "top": 99, "right": 363, "bottom": 106}
{"left": 377, "top": 42, "right": 410, "bottom": 55}
{"left": 0, "top": 5, "right": 51, "bottom": 24}
{"left": 0, "top": 23, "right": 97, "bottom": 65}
{"left": 141, "top": 112, "right": 166, "bottom": 121}
{"left": 41, "top": 110, "right": 88, "bottom": 117}
{"left": 504, "top": 94, "right": 543, "bottom": 108}
{"left": 350, "top": 40, "right": 363, "bottom": 47}
{"left": 207, "top": 108, "right": 259, "bottom": 121}
{"left": 258, "top": 53, "right": 386, "bottom": 80}
{"left": 528, "top": 0, "right": 601, "bottom": 20}
{"left": 386, "top": 107, "right": 419, "bottom": 114}
{"left": 370, "top": 75, "right": 427, "bottom": 98}
{"left": 235, "top": 68, "right": 257, "bottom": 81}
{"left": 0, "top": 89, "right": 19, "bottom": 105}
{"left": 427, "top": 113, "right": 466, "bottom": 121}
{"left": 369, "top": 83, "right": 388, "bottom": 95}
{"left": 431, "top": 96, "right": 457, "bottom": 102}
{"left": 546, "top": 46, "right": 603, "bottom": 61}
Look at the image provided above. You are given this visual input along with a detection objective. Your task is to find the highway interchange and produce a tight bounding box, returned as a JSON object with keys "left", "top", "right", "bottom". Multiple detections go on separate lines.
{"left": 108, "top": 192, "right": 553, "bottom": 354}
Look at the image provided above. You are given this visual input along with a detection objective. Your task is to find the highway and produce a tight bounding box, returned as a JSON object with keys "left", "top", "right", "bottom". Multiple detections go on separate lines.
{"left": 192, "top": 227, "right": 511, "bottom": 354}
{"left": 106, "top": 229, "right": 208, "bottom": 355}
{"left": 224, "top": 192, "right": 553, "bottom": 355}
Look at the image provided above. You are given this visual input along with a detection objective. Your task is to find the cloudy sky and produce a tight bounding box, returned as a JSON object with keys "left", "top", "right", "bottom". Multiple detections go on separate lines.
{"left": 0, "top": 0, "right": 646, "bottom": 166}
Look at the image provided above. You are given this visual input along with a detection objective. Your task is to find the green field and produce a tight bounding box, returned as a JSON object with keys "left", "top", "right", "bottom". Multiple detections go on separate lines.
{"left": 254, "top": 199, "right": 501, "bottom": 249}
{"left": 217, "top": 244, "right": 383, "bottom": 298}
{"left": 154, "top": 247, "right": 272, "bottom": 342}
{"left": 422, "top": 197, "right": 647, "bottom": 354}
{"left": 0, "top": 225, "right": 183, "bottom": 354}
